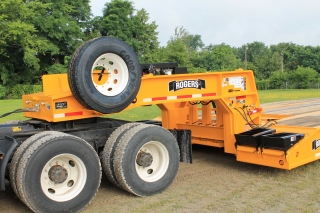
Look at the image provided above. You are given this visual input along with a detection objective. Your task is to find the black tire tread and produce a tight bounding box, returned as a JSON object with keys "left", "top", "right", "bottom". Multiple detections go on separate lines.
{"left": 113, "top": 124, "right": 150, "bottom": 196}
{"left": 113, "top": 124, "right": 180, "bottom": 196}
{"left": 68, "top": 36, "right": 141, "bottom": 114}
{"left": 68, "top": 37, "right": 100, "bottom": 109}
{"left": 10, "top": 131, "right": 53, "bottom": 199}
{"left": 15, "top": 131, "right": 101, "bottom": 213}
{"left": 100, "top": 123, "right": 139, "bottom": 188}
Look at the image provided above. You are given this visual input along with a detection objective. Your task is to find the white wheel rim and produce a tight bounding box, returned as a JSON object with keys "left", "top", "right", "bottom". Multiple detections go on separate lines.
{"left": 91, "top": 53, "right": 129, "bottom": 96}
{"left": 40, "top": 154, "right": 87, "bottom": 202}
{"left": 135, "top": 141, "right": 169, "bottom": 182}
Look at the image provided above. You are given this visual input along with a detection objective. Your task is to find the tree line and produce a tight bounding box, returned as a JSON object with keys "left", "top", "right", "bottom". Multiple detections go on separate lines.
{"left": 1, "top": 0, "right": 319, "bottom": 99}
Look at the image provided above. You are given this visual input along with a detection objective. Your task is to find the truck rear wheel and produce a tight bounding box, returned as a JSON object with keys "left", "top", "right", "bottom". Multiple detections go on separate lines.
{"left": 113, "top": 124, "right": 180, "bottom": 196}
{"left": 100, "top": 123, "right": 139, "bottom": 188}
{"left": 10, "top": 131, "right": 53, "bottom": 199}
{"left": 68, "top": 36, "right": 141, "bottom": 114}
{"left": 15, "top": 132, "right": 101, "bottom": 213}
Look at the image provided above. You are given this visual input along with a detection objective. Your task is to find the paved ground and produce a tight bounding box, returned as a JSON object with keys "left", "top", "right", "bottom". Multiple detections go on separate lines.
{"left": 262, "top": 98, "right": 320, "bottom": 127}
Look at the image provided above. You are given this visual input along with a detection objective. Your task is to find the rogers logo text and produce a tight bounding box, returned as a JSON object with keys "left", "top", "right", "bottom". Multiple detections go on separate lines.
{"left": 169, "top": 79, "right": 206, "bottom": 91}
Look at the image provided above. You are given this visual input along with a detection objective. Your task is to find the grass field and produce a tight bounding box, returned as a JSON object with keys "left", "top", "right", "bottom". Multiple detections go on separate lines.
{"left": 258, "top": 89, "right": 320, "bottom": 103}
{"left": 1, "top": 89, "right": 320, "bottom": 123}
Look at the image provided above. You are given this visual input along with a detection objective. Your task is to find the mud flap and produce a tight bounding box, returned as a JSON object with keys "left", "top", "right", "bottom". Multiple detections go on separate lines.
{"left": 0, "top": 136, "right": 18, "bottom": 190}
{"left": 170, "top": 129, "right": 193, "bottom": 164}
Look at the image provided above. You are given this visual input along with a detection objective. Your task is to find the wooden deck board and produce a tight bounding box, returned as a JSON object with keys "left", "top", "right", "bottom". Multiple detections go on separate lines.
{"left": 262, "top": 98, "right": 320, "bottom": 127}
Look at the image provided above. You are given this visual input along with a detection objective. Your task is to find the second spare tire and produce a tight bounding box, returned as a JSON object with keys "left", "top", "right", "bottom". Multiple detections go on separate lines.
{"left": 68, "top": 37, "right": 141, "bottom": 114}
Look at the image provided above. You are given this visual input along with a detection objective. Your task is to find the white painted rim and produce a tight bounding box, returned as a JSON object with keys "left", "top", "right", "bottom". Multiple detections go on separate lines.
{"left": 40, "top": 154, "right": 87, "bottom": 202}
{"left": 135, "top": 141, "right": 169, "bottom": 182}
{"left": 91, "top": 53, "right": 129, "bottom": 96}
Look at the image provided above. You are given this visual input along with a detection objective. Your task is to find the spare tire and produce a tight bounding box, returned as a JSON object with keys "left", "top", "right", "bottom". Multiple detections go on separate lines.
{"left": 68, "top": 37, "right": 141, "bottom": 114}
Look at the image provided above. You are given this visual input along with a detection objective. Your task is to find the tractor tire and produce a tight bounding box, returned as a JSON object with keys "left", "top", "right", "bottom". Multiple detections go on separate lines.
{"left": 15, "top": 131, "right": 101, "bottom": 213}
{"left": 113, "top": 124, "right": 180, "bottom": 196}
{"left": 68, "top": 36, "right": 141, "bottom": 114}
{"left": 100, "top": 123, "right": 139, "bottom": 188}
{"left": 10, "top": 131, "right": 53, "bottom": 199}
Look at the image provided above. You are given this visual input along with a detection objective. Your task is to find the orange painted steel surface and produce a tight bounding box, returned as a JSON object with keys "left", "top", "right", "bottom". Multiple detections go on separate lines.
{"left": 236, "top": 125, "right": 320, "bottom": 170}
{"left": 23, "top": 74, "right": 103, "bottom": 122}
{"left": 22, "top": 70, "right": 320, "bottom": 170}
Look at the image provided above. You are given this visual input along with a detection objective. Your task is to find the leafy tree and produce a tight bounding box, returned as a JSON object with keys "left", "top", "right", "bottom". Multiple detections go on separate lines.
{"left": 197, "top": 43, "right": 241, "bottom": 71}
{"left": 164, "top": 39, "right": 189, "bottom": 66}
{"left": 33, "top": 0, "right": 92, "bottom": 74}
{"left": 83, "top": 16, "right": 103, "bottom": 40}
{"left": 98, "top": 0, "right": 159, "bottom": 63}
{"left": 294, "top": 46, "right": 320, "bottom": 73}
{"left": 167, "top": 26, "right": 205, "bottom": 70}
{"left": 270, "top": 42, "right": 300, "bottom": 72}
{"left": 0, "top": 0, "right": 92, "bottom": 99}
{"left": 171, "top": 26, "right": 189, "bottom": 41}
{"left": 246, "top": 42, "right": 272, "bottom": 77}
{"left": 170, "top": 26, "right": 204, "bottom": 52}
{"left": 289, "top": 66, "right": 318, "bottom": 89}
{"left": 131, "top": 9, "right": 159, "bottom": 63}
{"left": 100, "top": 0, "right": 134, "bottom": 41}
{"left": 269, "top": 71, "right": 289, "bottom": 89}
{"left": 0, "top": 0, "right": 52, "bottom": 87}
{"left": 185, "top": 34, "right": 204, "bottom": 52}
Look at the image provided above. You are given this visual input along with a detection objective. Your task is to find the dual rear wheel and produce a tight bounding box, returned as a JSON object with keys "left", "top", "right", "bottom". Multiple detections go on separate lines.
{"left": 9, "top": 124, "right": 179, "bottom": 212}
{"left": 100, "top": 123, "right": 180, "bottom": 196}
{"left": 10, "top": 132, "right": 101, "bottom": 213}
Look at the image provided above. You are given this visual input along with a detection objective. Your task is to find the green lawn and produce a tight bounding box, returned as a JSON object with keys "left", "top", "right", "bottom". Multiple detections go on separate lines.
{"left": 0, "top": 99, "right": 24, "bottom": 123}
{"left": 1, "top": 89, "right": 319, "bottom": 123}
{"left": 258, "top": 89, "right": 320, "bottom": 103}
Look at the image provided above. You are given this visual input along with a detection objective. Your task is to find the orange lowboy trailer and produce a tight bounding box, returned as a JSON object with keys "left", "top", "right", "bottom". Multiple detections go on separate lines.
{"left": 1, "top": 37, "right": 319, "bottom": 213}
{"left": 23, "top": 69, "right": 320, "bottom": 170}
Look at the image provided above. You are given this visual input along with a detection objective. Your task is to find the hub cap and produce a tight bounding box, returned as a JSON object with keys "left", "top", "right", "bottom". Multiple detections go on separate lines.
{"left": 135, "top": 141, "right": 169, "bottom": 182}
{"left": 40, "top": 154, "right": 87, "bottom": 202}
{"left": 91, "top": 53, "right": 129, "bottom": 96}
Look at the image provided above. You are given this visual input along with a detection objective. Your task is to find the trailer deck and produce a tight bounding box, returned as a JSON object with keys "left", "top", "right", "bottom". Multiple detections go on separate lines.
{"left": 262, "top": 98, "right": 320, "bottom": 127}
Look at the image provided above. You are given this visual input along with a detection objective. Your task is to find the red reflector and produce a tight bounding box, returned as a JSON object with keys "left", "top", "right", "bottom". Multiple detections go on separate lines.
{"left": 152, "top": 97, "right": 167, "bottom": 101}
{"left": 65, "top": 111, "right": 83, "bottom": 117}
{"left": 236, "top": 96, "right": 246, "bottom": 100}
{"left": 248, "top": 108, "right": 262, "bottom": 115}
{"left": 202, "top": 93, "right": 216, "bottom": 97}
{"left": 177, "top": 95, "right": 192, "bottom": 99}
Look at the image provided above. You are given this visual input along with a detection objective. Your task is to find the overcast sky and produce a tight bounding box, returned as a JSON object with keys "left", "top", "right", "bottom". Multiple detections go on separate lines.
{"left": 89, "top": 0, "right": 320, "bottom": 48}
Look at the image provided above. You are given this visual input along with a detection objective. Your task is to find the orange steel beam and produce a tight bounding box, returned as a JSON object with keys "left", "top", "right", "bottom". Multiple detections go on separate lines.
{"left": 23, "top": 70, "right": 259, "bottom": 152}
{"left": 22, "top": 70, "right": 320, "bottom": 170}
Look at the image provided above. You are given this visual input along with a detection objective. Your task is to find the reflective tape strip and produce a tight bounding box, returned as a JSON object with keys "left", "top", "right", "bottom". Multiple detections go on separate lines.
{"left": 177, "top": 95, "right": 192, "bottom": 99}
{"left": 152, "top": 97, "right": 167, "bottom": 101}
{"left": 236, "top": 95, "right": 246, "bottom": 100}
{"left": 143, "top": 98, "right": 152, "bottom": 102}
{"left": 142, "top": 93, "right": 216, "bottom": 102}
{"left": 54, "top": 113, "right": 64, "bottom": 118}
{"left": 65, "top": 111, "right": 83, "bottom": 117}
{"left": 192, "top": 94, "right": 202, "bottom": 98}
{"left": 54, "top": 111, "right": 83, "bottom": 118}
{"left": 202, "top": 93, "right": 216, "bottom": 97}
{"left": 167, "top": 96, "right": 177, "bottom": 100}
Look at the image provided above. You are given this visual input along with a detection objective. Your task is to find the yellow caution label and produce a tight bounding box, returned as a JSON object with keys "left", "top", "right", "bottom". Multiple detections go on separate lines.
{"left": 12, "top": 127, "right": 22, "bottom": 132}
